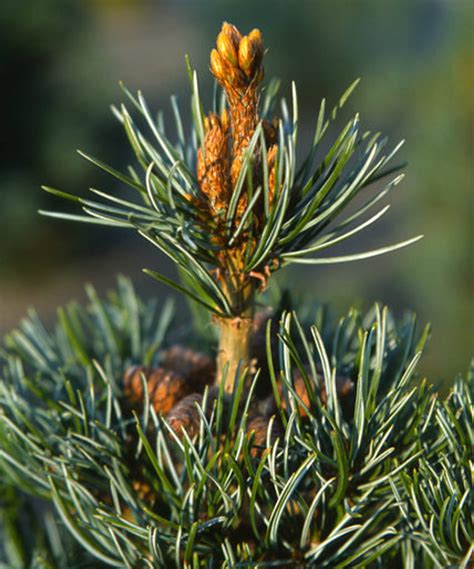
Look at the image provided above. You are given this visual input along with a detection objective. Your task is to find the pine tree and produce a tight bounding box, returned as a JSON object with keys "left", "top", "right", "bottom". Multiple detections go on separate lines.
{"left": 0, "top": 22, "right": 472, "bottom": 568}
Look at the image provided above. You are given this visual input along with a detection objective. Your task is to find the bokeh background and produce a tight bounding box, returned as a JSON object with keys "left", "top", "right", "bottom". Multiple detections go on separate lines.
{"left": 1, "top": 0, "right": 472, "bottom": 386}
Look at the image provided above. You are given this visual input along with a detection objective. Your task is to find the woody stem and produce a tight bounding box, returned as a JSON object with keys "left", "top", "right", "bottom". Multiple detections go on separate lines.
{"left": 216, "top": 281, "right": 255, "bottom": 392}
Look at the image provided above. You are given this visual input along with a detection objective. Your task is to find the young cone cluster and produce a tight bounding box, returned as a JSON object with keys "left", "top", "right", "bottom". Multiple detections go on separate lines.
{"left": 198, "top": 22, "right": 278, "bottom": 224}
{"left": 210, "top": 23, "right": 264, "bottom": 187}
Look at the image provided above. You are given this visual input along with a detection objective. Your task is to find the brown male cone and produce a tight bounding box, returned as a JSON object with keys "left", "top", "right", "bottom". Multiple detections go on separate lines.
{"left": 196, "top": 112, "right": 231, "bottom": 215}
{"left": 123, "top": 365, "right": 190, "bottom": 415}
{"left": 160, "top": 345, "right": 215, "bottom": 391}
{"left": 167, "top": 393, "right": 204, "bottom": 439}
{"left": 246, "top": 414, "right": 284, "bottom": 458}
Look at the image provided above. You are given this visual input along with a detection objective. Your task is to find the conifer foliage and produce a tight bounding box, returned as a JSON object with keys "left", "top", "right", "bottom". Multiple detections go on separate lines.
{"left": 40, "top": 22, "right": 421, "bottom": 387}
{"left": 0, "top": 22, "right": 472, "bottom": 568}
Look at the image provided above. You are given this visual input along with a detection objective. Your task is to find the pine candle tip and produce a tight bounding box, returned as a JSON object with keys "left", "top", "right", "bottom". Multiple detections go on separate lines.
{"left": 210, "top": 48, "right": 224, "bottom": 78}
{"left": 210, "top": 22, "right": 264, "bottom": 88}
{"left": 239, "top": 29, "right": 264, "bottom": 78}
{"left": 217, "top": 28, "right": 239, "bottom": 67}
{"left": 221, "top": 22, "right": 242, "bottom": 45}
{"left": 200, "top": 22, "right": 272, "bottom": 222}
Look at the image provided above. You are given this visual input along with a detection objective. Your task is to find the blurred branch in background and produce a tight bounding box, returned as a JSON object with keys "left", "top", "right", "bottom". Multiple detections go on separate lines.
{"left": 0, "top": 0, "right": 472, "bottom": 385}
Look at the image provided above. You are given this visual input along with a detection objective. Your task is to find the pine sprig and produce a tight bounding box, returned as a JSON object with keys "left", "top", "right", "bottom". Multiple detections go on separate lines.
{"left": 0, "top": 279, "right": 471, "bottom": 567}
{"left": 40, "top": 61, "right": 421, "bottom": 317}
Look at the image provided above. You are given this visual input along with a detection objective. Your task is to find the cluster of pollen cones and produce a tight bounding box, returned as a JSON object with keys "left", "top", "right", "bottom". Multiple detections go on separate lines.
{"left": 196, "top": 22, "right": 279, "bottom": 226}
{"left": 123, "top": 311, "right": 354, "bottom": 456}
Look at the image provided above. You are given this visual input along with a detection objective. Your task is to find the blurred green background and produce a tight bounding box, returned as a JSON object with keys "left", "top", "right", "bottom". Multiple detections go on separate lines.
{"left": 0, "top": 0, "right": 472, "bottom": 385}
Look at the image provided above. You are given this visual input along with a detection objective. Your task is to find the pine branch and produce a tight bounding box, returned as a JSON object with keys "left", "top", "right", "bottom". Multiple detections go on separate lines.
{"left": 40, "top": 28, "right": 421, "bottom": 318}
{"left": 0, "top": 279, "right": 471, "bottom": 567}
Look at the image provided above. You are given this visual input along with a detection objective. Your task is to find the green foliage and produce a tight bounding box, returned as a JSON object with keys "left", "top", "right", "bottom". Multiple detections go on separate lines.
{"left": 394, "top": 373, "right": 473, "bottom": 568}
{"left": 0, "top": 279, "right": 471, "bottom": 567}
{"left": 41, "top": 70, "right": 421, "bottom": 317}
{"left": 0, "top": 482, "right": 103, "bottom": 569}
